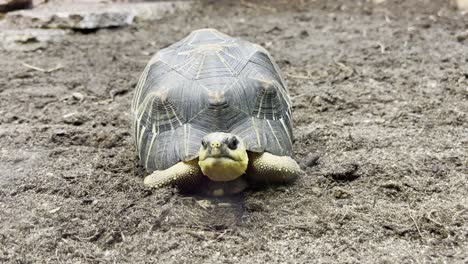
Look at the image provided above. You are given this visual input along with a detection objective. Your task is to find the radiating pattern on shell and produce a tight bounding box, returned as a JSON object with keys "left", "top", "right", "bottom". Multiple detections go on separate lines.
{"left": 132, "top": 28, "right": 293, "bottom": 171}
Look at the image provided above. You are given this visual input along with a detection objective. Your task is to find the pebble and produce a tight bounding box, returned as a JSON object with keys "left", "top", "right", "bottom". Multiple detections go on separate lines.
{"left": 456, "top": 30, "right": 468, "bottom": 42}
{"left": 63, "top": 112, "right": 87, "bottom": 126}
{"left": 71, "top": 92, "right": 85, "bottom": 102}
{"left": 303, "top": 153, "right": 320, "bottom": 167}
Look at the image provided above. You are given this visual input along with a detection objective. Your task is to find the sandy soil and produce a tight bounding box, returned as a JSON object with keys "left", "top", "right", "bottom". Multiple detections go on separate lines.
{"left": 1, "top": 0, "right": 467, "bottom": 263}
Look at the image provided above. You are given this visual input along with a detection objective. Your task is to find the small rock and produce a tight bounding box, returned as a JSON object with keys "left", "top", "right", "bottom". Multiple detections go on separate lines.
{"left": 7, "top": 4, "right": 133, "bottom": 29}
{"left": 245, "top": 200, "right": 264, "bottom": 212}
{"left": 81, "top": 198, "right": 94, "bottom": 205}
{"left": 333, "top": 187, "right": 351, "bottom": 199}
{"left": 63, "top": 112, "right": 87, "bottom": 126}
{"left": 109, "top": 88, "right": 128, "bottom": 100}
{"left": 71, "top": 92, "right": 85, "bottom": 102}
{"left": 310, "top": 187, "right": 322, "bottom": 196}
{"left": 265, "top": 26, "right": 282, "bottom": 35}
{"left": 48, "top": 207, "right": 61, "bottom": 214}
{"left": 303, "top": 153, "right": 320, "bottom": 167}
{"left": 380, "top": 181, "right": 402, "bottom": 192}
{"left": 325, "top": 163, "right": 360, "bottom": 182}
{"left": 299, "top": 30, "right": 309, "bottom": 38}
{"left": 456, "top": 30, "right": 468, "bottom": 42}
{"left": 53, "top": 129, "right": 67, "bottom": 136}
{"left": 5, "top": 1, "right": 193, "bottom": 30}
{"left": 196, "top": 199, "right": 212, "bottom": 209}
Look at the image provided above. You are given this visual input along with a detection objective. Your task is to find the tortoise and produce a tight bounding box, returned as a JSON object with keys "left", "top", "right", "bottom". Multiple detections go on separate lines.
{"left": 131, "top": 28, "right": 302, "bottom": 196}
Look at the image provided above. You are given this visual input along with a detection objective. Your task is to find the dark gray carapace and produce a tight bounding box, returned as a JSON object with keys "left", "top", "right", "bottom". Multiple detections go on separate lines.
{"left": 132, "top": 28, "right": 294, "bottom": 172}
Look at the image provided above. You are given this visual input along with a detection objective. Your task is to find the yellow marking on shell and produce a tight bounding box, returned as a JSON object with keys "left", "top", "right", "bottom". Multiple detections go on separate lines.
{"left": 132, "top": 65, "right": 148, "bottom": 110}
{"left": 280, "top": 118, "right": 293, "bottom": 146}
{"left": 269, "top": 81, "right": 281, "bottom": 120}
{"left": 146, "top": 96, "right": 155, "bottom": 129}
{"left": 196, "top": 53, "right": 206, "bottom": 79}
{"left": 197, "top": 81, "right": 211, "bottom": 94}
{"left": 184, "top": 124, "right": 189, "bottom": 158}
{"left": 133, "top": 55, "right": 160, "bottom": 111}
{"left": 251, "top": 117, "right": 261, "bottom": 147}
{"left": 250, "top": 43, "right": 291, "bottom": 110}
{"left": 135, "top": 95, "right": 157, "bottom": 153}
{"left": 136, "top": 96, "right": 150, "bottom": 122}
{"left": 145, "top": 123, "right": 159, "bottom": 168}
{"left": 158, "top": 129, "right": 173, "bottom": 165}
{"left": 286, "top": 110, "right": 291, "bottom": 120}
{"left": 183, "top": 44, "right": 223, "bottom": 53}
{"left": 256, "top": 90, "right": 265, "bottom": 119}
{"left": 267, "top": 120, "right": 283, "bottom": 152}
{"left": 276, "top": 81, "right": 291, "bottom": 110}
{"left": 185, "top": 59, "right": 198, "bottom": 75}
{"left": 135, "top": 98, "right": 150, "bottom": 150}
{"left": 137, "top": 126, "right": 146, "bottom": 159}
{"left": 162, "top": 103, "right": 174, "bottom": 131}
{"left": 169, "top": 104, "right": 183, "bottom": 126}
{"left": 251, "top": 76, "right": 276, "bottom": 119}
{"left": 252, "top": 43, "right": 287, "bottom": 84}
{"left": 155, "top": 97, "right": 161, "bottom": 132}
{"left": 220, "top": 48, "right": 241, "bottom": 62}
{"left": 216, "top": 51, "right": 235, "bottom": 75}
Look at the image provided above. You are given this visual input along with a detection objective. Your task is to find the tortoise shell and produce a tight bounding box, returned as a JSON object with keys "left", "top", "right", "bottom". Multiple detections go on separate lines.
{"left": 132, "top": 28, "right": 293, "bottom": 171}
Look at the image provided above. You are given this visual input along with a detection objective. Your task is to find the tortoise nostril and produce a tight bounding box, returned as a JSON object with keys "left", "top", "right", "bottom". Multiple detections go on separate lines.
{"left": 210, "top": 141, "right": 221, "bottom": 148}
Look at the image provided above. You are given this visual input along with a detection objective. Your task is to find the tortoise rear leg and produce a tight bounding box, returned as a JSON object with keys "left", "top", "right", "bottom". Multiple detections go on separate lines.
{"left": 144, "top": 160, "right": 203, "bottom": 190}
{"left": 246, "top": 152, "right": 302, "bottom": 184}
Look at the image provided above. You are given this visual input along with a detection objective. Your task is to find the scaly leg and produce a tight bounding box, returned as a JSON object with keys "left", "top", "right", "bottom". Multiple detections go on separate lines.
{"left": 246, "top": 152, "right": 302, "bottom": 184}
{"left": 144, "top": 160, "right": 202, "bottom": 189}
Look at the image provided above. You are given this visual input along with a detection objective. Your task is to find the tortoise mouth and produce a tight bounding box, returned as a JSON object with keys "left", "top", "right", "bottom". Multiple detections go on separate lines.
{"left": 198, "top": 157, "right": 249, "bottom": 182}
{"left": 199, "top": 143, "right": 242, "bottom": 161}
{"left": 199, "top": 156, "right": 239, "bottom": 163}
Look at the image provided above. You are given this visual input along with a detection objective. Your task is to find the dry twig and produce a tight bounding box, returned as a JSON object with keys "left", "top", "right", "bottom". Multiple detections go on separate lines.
{"left": 287, "top": 73, "right": 314, "bottom": 80}
{"left": 409, "top": 211, "right": 425, "bottom": 241}
{"left": 21, "top": 62, "right": 63, "bottom": 73}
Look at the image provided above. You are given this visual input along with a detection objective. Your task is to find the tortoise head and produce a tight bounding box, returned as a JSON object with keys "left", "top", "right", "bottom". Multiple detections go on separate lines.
{"left": 198, "top": 132, "right": 249, "bottom": 182}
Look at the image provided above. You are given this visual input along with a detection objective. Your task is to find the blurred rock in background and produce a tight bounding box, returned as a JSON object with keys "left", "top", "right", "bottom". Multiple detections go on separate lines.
{"left": 0, "top": 28, "right": 66, "bottom": 51}
{"left": 0, "top": 0, "right": 32, "bottom": 12}
{"left": 0, "top": 0, "right": 192, "bottom": 52}
{"left": 456, "top": 0, "right": 468, "bottom": 12}
{"left": 3, "top": 1, "right": 192, "bottom": 30}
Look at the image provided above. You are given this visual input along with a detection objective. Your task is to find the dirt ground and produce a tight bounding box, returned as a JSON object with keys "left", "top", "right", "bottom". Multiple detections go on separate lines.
{"left": 1, "top": 0, "right": 467, "bottom": 263}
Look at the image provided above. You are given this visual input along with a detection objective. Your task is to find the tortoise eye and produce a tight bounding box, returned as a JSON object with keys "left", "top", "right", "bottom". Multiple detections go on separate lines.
{"left": 227, "top": 137, "right": 239, "bottom": 150}
{"left": 201, "top": 139, "right": 208, "bottom": 148}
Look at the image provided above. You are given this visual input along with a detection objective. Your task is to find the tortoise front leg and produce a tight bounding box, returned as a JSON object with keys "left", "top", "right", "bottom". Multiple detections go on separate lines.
{"left": 246, "top": 152, "right": 302, "bottom": 184}
{"left": 144, "top": 160, "right": 203, "bottom": 189}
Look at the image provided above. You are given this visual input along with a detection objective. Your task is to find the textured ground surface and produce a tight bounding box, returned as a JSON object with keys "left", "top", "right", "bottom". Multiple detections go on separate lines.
{"left": 1, "top": 0, "right": 467, "bottom": 263}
